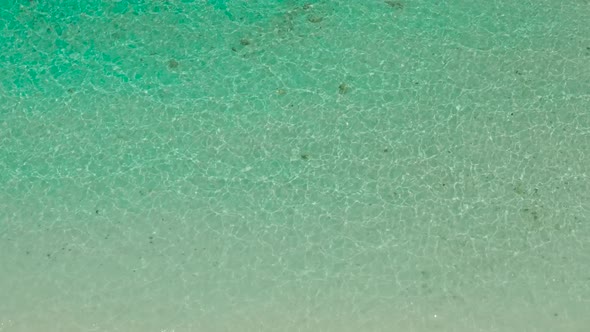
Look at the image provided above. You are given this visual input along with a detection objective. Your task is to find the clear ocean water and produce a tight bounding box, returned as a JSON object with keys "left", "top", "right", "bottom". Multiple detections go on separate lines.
{"left": 1, "top": 0, "right": 589, "bottom": 331}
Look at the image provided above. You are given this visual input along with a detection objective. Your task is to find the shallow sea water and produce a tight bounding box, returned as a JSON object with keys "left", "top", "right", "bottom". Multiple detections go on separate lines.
{"left": 1, "top": 0, "right": 589, "bottom": 331}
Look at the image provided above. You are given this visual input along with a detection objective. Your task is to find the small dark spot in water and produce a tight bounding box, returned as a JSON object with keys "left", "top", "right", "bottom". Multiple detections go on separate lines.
{"left": 168, "top": 59, "right": 179, "bottom": 69}
{"left": 307, "top": 15, "right": 323, "bottom": 23}
{"left": 385, "top": 1, "right": 404, "bottom": 9}
{"left": 240, "top": 38, "right": 251, "bottom": 46}
{"left": 338, "top": 83, "right": 349, "bottom": 94}
{"left": 301, "top": 154, "right": 309, "bottom": 160}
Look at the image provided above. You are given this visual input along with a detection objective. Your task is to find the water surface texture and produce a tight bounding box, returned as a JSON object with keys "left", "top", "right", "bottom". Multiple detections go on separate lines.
{"left": 1, "top": 0, "right": 590, "bottom": 331}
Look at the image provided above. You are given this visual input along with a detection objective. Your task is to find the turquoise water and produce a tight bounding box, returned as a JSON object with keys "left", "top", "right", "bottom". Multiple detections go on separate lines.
{"left": 1, "top": 0, "right": 589, "bottom": 331}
